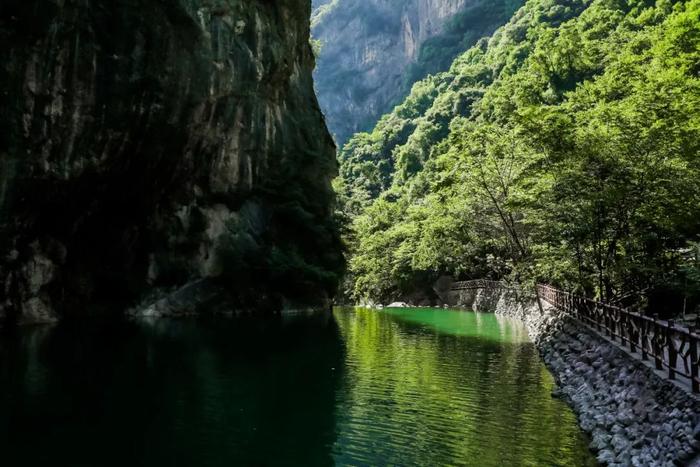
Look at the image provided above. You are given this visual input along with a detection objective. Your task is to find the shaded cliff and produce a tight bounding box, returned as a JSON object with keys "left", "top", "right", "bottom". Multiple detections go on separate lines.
{"left": 312, "top": 0, "right": 522, "bottom": 145}
{"left": 0, "top": 0, "right": 344, "bottom": 324}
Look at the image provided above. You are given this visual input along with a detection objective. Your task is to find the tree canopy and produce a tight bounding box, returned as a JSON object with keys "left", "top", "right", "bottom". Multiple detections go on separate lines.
{"left": 338, "top": 0, "right": 700, "bottom": 314}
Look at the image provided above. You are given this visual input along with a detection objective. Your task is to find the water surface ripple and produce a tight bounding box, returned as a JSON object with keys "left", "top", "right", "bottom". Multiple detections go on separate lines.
{"left": 0, "top": 307, "right": 596, "bottom": 466}
{"left": 331, "top": 308, "right": 595, "bottom": 466}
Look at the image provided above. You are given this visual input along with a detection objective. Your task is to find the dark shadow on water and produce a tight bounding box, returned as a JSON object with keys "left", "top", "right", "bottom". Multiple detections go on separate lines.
{"left": 0, "top": 313, "right": 345, "bottom": 467}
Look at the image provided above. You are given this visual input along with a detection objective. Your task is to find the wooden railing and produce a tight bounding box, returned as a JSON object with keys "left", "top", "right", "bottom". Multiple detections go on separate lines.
{"left": 448, "top": 279, "right": 700, "bottom": 393}
{"left": 537, "top": 284, "right": 700, "bottom": 393}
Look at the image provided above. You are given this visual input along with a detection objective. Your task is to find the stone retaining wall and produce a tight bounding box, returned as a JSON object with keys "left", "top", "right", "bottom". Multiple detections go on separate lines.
{"left": 452, "top": 286, "right": 700, "bottom": 466}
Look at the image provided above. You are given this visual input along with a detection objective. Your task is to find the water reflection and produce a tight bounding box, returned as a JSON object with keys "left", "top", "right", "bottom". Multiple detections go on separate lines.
{"left": 332, "top": 308, "right": 595, "bottom": 466}
{"left": 0, "top": 315, "right": 344, "bottom": 466}
{"left": 0, "top": 308, "right": 594, "bottom": 466}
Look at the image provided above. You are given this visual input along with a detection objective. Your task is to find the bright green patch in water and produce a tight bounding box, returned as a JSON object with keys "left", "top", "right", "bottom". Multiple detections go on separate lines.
{"left": 333, "top": 307, "right": 595, "bottom": 466}
{"left": 0, "top": 308, "right": 595, "bottom": 466}
{"left": 380, "top": 306, "right": 531, "bottom": 341}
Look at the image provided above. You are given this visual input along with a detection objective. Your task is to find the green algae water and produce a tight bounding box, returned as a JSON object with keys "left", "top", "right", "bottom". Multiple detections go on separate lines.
{"left": 0, "top": 307, "right": 595, "bottom": 466}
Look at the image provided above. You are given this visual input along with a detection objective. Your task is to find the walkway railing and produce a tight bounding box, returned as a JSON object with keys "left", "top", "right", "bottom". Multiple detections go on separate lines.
{"left": 449, "top": 280, "right": 700, "bottom": 393}
{"left": 537, "top": 285, "right": 700, "bottom": 393}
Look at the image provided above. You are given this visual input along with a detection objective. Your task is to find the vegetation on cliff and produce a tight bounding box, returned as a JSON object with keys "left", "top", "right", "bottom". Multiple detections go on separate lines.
{"left": 312, "top": 0, "right": 524, "bottom": 145}
{"left": 339, "top": 0, "right": 700, "bottom": 314}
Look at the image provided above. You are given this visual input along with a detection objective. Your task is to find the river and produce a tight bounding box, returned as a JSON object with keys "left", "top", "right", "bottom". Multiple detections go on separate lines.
{"left": 0, "top": 307, "right": 595, "bottom": 466}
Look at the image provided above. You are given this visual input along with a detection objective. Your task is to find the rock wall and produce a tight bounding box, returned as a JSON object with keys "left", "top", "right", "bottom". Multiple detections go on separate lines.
{"left": 0, "top": 0, "right": 343, "bottom": 323}
{"left": 312, "top": 0, "right": 521, "bottom": 145}
{"left": 453, "top": 287, "right": 700, "bottom": 466}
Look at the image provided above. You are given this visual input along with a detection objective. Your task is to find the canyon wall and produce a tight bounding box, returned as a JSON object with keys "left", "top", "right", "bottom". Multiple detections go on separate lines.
{"left": 0, "top": 0, "right": 343, "bottom": 323}
{"left": 312, "top": 0, "right": 521, "bottom": 144}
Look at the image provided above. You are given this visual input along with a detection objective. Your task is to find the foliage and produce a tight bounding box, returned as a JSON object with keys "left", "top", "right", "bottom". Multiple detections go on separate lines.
{"left": 313, "top": 0, "right": 525, "bottom": 145}
{"left": 219, "top": 159, "right": 346, "bottom": 309}
{"left": 339, "top": 0, "right": 700, "bottom": 314}
{"left": 402, "top": 0, "right": 526, "bottom": 89}
{"left": 310, "top": 38, "right": 323, "bottom": 59}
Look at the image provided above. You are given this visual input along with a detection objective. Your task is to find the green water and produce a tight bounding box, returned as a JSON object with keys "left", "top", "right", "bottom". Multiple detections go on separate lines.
{"left": 0, "top": 307, "right": 595, "bottom": 466}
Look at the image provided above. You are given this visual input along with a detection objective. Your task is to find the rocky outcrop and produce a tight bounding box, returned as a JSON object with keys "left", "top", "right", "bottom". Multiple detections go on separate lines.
{"left": 0, "top": 0, "right": 343, "bottom": 324}
{"left": 454, "top": 287, "right": 700, "bottom": 466}
{"left": 537, "top": 316, "right": 700, "bottom": 466}
{"left": 312, "top": 0, "right": 522, "bottom": 145}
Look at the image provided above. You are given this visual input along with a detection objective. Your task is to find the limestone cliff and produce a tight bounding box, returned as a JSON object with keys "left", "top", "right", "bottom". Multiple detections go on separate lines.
{"left": 312, "top": 0, "right": 522, "bottom": 145}
{"left": 0, "top": 0, "right": 343, "bottom": 324}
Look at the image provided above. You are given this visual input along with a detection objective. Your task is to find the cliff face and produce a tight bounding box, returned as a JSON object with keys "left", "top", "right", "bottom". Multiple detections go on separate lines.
{"left": 312, "top": 0, "right": 521, "bottom": 145}
{"left": 0, "top": 0, "right": 343, "bottom": 324}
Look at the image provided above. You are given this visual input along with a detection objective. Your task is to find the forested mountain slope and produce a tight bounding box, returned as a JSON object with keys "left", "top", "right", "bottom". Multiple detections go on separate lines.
{"left": 312, "top": 0, "right": 523, "bottom": 145}
{"left": 340, "top": 0, "right": 700, "bottom": 313}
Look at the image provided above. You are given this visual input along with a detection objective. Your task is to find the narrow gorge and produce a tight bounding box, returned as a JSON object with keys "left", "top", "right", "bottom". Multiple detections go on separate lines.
{"left": 1, "top": 1, "right": 699, "bottom": 466}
